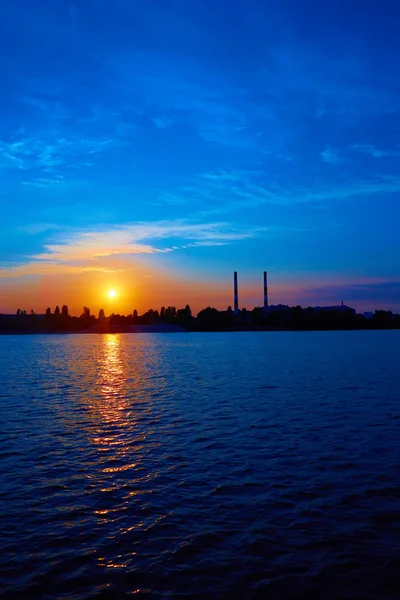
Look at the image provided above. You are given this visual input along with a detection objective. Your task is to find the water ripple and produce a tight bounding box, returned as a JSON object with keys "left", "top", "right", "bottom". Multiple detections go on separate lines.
{"left": 0, "top": 331, "right": 400, "bottom": 599}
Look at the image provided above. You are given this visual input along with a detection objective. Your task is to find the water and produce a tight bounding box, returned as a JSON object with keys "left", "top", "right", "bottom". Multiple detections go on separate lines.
{"left": 1, "top": 331, "right": 400, "bottom": 599}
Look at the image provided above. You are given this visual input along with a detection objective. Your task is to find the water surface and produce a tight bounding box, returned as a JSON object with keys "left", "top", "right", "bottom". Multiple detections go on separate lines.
{"left": 1, "top": 331, "right": 400, "bottom": 599}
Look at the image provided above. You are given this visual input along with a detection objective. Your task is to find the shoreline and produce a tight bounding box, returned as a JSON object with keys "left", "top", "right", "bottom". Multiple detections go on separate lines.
{"left": 1, "top": 326, "right": 399, "bottom": 335}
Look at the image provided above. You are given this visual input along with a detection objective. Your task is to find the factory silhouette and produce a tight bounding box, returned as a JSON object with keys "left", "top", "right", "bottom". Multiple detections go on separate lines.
{"left": 0, "top": 271, "right": 398, "bottom": 333}
{"left": 234, "top": 271, "right": 271, "bottom": 314}
{"left": 232, "top": 270, "right": 355, "bottom": 317}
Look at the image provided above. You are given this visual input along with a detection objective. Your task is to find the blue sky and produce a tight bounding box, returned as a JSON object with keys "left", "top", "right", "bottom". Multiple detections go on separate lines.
{"left": 1, "top": 0, "right": 399, "bottom": 313}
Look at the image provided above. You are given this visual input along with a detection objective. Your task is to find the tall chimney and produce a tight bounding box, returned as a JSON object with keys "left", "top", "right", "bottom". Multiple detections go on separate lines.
{"left": 263, "top": 271, "right": 268, "bottom": 307}
{"left": 234, "top": 271, "right": 239, "bottom": 314}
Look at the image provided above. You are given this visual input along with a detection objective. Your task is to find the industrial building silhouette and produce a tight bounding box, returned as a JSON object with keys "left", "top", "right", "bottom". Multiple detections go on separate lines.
{"left": 232, "top": 271, "right": 356, "bottom": 316}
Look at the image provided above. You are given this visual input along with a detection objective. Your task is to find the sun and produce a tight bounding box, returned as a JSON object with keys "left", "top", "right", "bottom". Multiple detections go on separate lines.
{"left": 108, "top": 289, "right": 117, "bottom": 298}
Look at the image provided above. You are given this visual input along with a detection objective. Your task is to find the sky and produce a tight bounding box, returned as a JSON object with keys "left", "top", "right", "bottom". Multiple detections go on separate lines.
{"left": 1, "top": 0, "right": 399, "bottom": 315}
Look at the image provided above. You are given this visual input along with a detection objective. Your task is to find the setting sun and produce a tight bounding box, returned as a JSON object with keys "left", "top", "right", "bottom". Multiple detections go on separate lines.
{"left": 108, "top": 289, "right": 117, "bottom": 298}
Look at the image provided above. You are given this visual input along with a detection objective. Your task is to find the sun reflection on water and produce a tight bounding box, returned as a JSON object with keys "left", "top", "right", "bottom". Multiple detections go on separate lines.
{"left": 79, "top": 334, "right": 164, "bottom": 576}
{"left": 101, "top": 334, "right": 124, "bottom": 402}
{"left": 91, "top": 334, "right": 130, "bottom": 450}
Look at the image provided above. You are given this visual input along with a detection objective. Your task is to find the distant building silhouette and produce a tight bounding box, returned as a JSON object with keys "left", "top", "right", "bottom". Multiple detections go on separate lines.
{"left": 313, "top": 304, "right": 356, "bottom": 316}
{"left": 234, "top": 271, "right": 239, "bottom": 315}
{"left": 264, "top": 271, "right": 268, "bottom": 307}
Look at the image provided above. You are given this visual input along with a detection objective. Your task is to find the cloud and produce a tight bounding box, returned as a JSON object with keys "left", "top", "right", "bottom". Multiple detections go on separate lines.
{"left": 265, "top": 44, "right": 400, "bottom": 118}
{"left": 80, "top": 106, "right": 136, "bottom": 137}
{"left": 21, "top": 176, "right": 64, "bottom": 189}
{"left": 18, "top": 223, "right": 63, "bottom": 235}
{"left": 153, "top": 116, "right": 174, "bottom": 129}
{"left": 0, "top": 219, "right": 264, "bottom": 276}
{"left": 18, "top": 94, "right": 71, "bottom": 120}
{"left": 321, "top": 146, "right": 342, "bottom": 165}
{"left": 0, "top": 128, "right": 124, "bottom": 185}
{"left": 306, "top": 177, "right": 400, "bottom": 204}
{"left": 0, "top": 262, "right": 121, "bottom": 277}
{"left": 120, "top": 67, "right": 260, "bottom": 149}
{"left": 172, "top": 169, "right": 400, "bottom": 217}
{"left": 351, "top": 144, "right": 400, "bottom": 158}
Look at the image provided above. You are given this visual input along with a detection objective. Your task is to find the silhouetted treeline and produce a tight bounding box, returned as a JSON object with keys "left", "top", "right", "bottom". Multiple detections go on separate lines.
{"left": 192, "top": 306, "right": 400, "bottom": 331}
{"left": 0, "top": 304, "right": 399, "bottom": 333}
{"left": 196, "top": 306, "right": 235, "bottom": 330}
{"left": 0, "top": 306, "right": 96, "bottom": 333}
{"left": 109, "top": 304, "right": 193, "bottom": 327}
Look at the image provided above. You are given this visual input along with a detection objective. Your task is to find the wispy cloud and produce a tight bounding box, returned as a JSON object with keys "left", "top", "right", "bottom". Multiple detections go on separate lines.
{"left": 18, "top": 94, "right": 71, "bottom": 120}
{"left": 21, "top": 176, "right": 64, "bottom": 189}
{"left": 306, "top": 177, "right": 400, "bottom": 204}
{"left": 0, "top": 128, "right": 124, "bottom": 185}
{"left": 351, "top": 144, "right": 400, "bottom": 158}
{"left": 169, "top": 169, "right": 400, "bottom": 217}
{"left": 321, "top": 146, "right": 342, "bottom": 165}
{"left": 153, "top": 116, "right": 174, "bottom": 129}
{"left": 265, "top": 44, "right": 400, "bottom": 118}
{"left": 18, "top": 223, "right": 63, "bottom": 235}
{"left": 124, "top": 68, "right": 260, "bottom": 149}
{"left": 0, "top": 220, "right": 264, "bottom": 276}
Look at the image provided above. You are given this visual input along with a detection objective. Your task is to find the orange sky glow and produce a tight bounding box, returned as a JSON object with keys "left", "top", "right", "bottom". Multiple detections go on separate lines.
{"left": 0, "top": 262, "right": 392, "bottom": 317}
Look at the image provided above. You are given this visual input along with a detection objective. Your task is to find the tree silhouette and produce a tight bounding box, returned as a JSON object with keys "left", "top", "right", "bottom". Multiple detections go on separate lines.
{"left": 54, "top": 306, "right": 60, "bottom": 316}
{"left": 177, "top": 304, "right": 192, "bottom": 324}
{"left": 61, "top": 305, "right": 69, "bottom": 317}
{"left": 98, "top": 308, "right": 105, "bottom": 320}
{"left": 372, "top": 310, "right": 393, "bottom": 328}
{"left": 45, "top": 307, "right": 52, "bottom": 320}
{"left": 250, "top": 306, "right": 263, "bottom": 325}
{"left": 197, "top": 307, "right": 217, "bottom": 322}
{"left": 140, "top": 309, "right": 160, "bottom": 324}
{"left": 165, "top": 306, "right": 177, "bottom": 323}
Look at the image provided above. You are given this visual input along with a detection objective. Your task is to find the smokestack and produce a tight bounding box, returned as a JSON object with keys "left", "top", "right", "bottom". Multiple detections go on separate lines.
{"left": 263, "top": 271, "right": 268, "bottom": 307}
{"left": 234, "top": 271, "right": 239, "bottom": 315}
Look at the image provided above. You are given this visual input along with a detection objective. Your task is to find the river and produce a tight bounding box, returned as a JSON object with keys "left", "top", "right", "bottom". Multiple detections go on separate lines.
{"left": 1, "top": 331, "right": 399, "bottom": 599}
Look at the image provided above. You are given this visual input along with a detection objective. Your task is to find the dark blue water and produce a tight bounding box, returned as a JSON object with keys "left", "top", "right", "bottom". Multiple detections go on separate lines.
{"left": 1, "top": 331, "right": 400, "bottom": 599}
